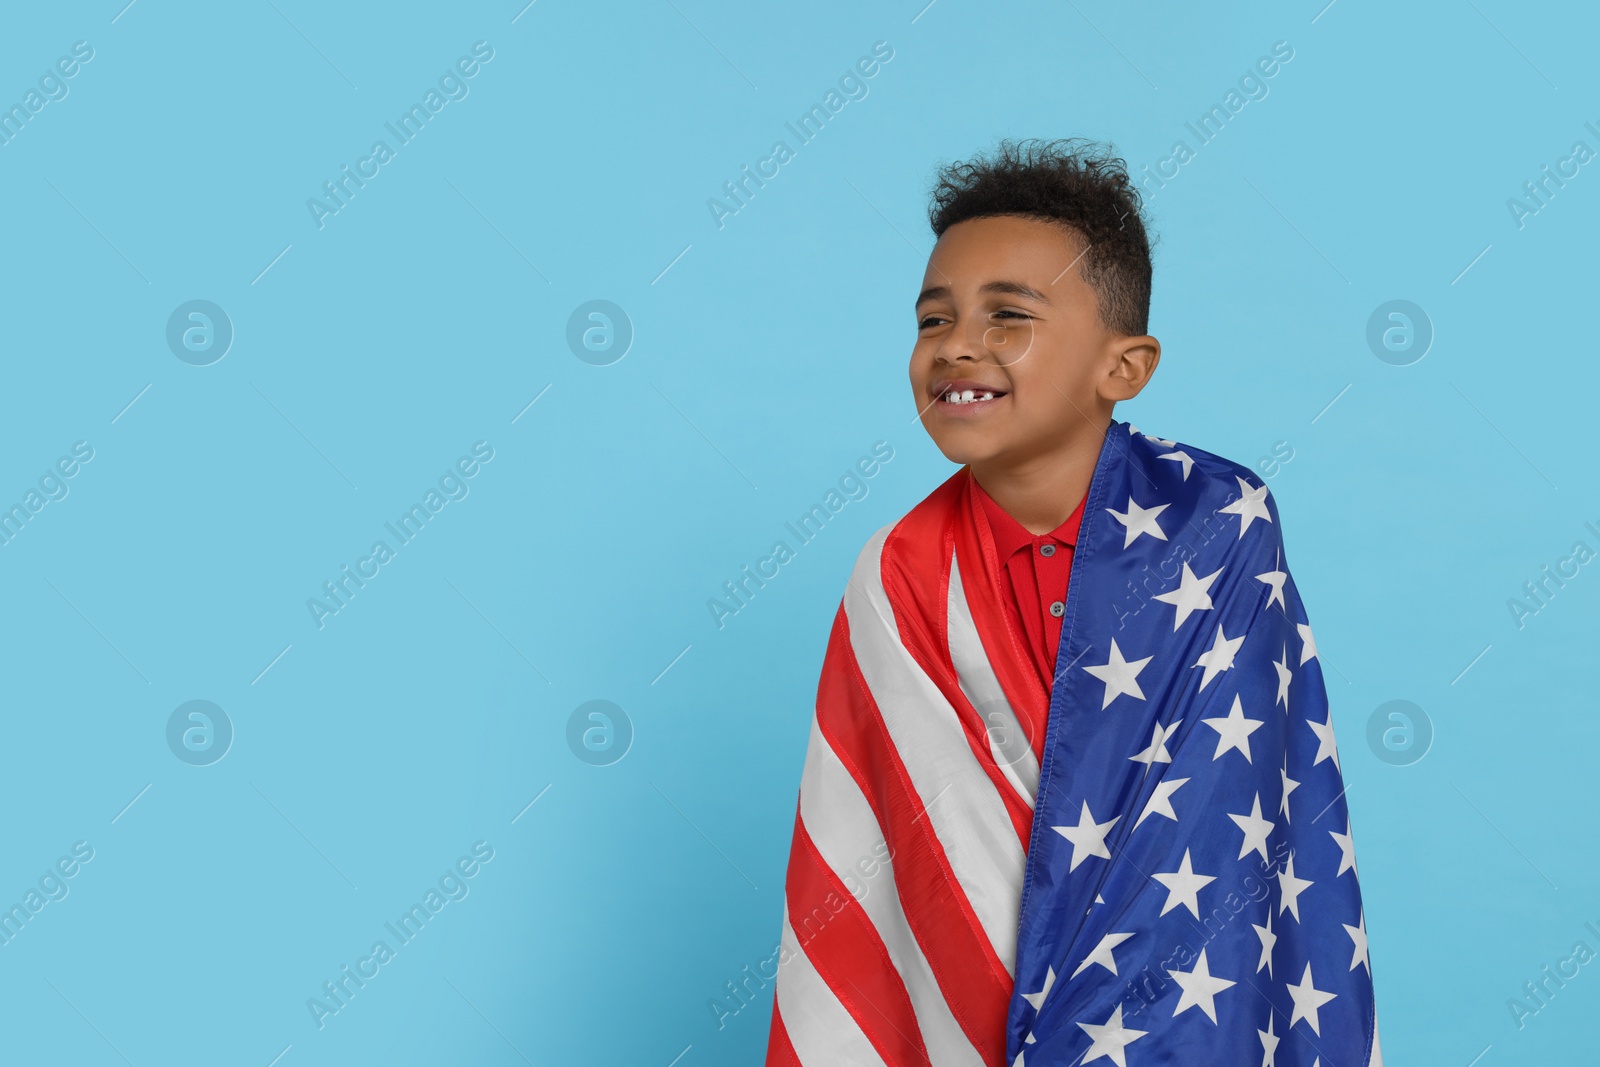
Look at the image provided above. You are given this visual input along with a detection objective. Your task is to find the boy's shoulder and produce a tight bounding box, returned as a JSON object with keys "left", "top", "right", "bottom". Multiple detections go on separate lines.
{"left": 849, "top": 464, "right": 967, "bottom": 583}
{"left": 1122, "top": 423, "right": 1269, "bottom": 502}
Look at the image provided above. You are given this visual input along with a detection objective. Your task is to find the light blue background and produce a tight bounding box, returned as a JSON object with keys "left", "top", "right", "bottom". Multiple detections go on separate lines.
{"left": 0, "top": 1, "right": 1594, "bottom": 1064}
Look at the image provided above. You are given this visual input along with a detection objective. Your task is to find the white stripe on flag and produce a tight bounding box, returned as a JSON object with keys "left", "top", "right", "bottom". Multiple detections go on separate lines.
{"left": 844, "top": 525, "right": 1026, "bottom": 976}
{"left": 948, "top": 553, "right": 1040, "bottom": 808}
{"left": 777, "top": 905, "right": 890, "bottom": 1066}
{"left": 798, "top": 718, "right": 986, "bottom": 1067}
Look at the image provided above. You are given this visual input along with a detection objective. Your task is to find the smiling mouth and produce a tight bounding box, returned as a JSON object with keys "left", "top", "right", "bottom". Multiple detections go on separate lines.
{"left": 935, "top": 385, "right": 1009, "bottom": 407}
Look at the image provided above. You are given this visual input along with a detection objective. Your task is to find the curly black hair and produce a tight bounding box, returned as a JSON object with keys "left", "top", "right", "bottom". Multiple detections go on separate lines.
{"left": 928, "top": 138, "right": 1154, "bottom": 337}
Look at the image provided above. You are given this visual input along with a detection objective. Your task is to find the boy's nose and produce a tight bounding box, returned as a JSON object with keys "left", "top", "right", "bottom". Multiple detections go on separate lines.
{"left": 938, "top": 321, "right": 991, "bottom": 363}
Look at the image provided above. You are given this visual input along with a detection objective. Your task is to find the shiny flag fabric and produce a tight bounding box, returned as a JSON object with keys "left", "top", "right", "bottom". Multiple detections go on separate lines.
{"left": 766, "top": 422, "right": 1378, "bottom": 1067}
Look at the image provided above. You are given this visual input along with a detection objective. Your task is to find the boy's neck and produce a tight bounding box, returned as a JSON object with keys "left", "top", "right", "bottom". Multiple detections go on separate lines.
{"left": 969, "top": 419, "right": 1110, "bottom": 535}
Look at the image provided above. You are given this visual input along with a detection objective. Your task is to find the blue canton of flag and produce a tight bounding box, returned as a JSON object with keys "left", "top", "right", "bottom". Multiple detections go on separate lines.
{"left": 1006, "top": 424, "right": 1377, "bottom": 1067}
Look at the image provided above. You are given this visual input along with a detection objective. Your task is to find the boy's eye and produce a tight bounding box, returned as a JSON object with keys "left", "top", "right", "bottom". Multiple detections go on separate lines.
{"left": 918, "top": 311, "right": 1029, "bottom": 329}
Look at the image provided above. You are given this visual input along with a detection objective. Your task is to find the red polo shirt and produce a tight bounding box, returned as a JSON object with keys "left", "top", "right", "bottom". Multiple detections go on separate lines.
{"left": 970, "top": 474, "right": 1087, "bottom": 693}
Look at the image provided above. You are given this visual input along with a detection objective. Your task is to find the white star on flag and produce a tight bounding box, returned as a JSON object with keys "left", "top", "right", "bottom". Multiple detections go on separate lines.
{"left": 1330, "top": 818, "right": 1357, "bottom": 877}
{"left": 1285, "top": 962, "right": 1337, "bottom": 1035}
{"left": 1135, "top": 776, "right": 1189, "bottom": 828}
{"left": 1273, "top": 644, "right": 1292, "bottom": 711}
{"left": 1152, "top": 848, "right": 1214, "bottom": 918}
{"left": 1307, "top": 710, "right": 1341, "bottom": 770}
{"left": 1253, "top": 911, "right": 1276, "bottom": 977}
{"left": 1107, "top": 495, "right": 1170, "bottom": 548}
{"left": 1277, "top": 854, "right": 1314, "bottom": 922}
{"left": 1227, "top": 792, "right": 1275, "bottom": 861}
{"left": 1297, "top": 622, "right": 1318, "bottom": 665}
{"left": 1154, "top": 562, "right": 1222, "bottom": 629}
{"left": 1052, "top": 802, "right": 1120, "bottom": 871}
{"left": 1192, "top": 624, "right": 1245, "bottom": 690}
{"left": 1279, "top": 759, "right": 1300, "bottom": 824}
{"left": 1083, "top": 639, "right": 1153, "bottom": 709}
{"left": 1202, "top": 694, "right": 1265, "bottom": 762}
{"left": 1256, "top": 565, "right": 1287, "bottom": 612}
{"left": 1129, "top": 720, "right": 1176, "bottom": 765}
{"left": 1072, "top": 932, "right": 1136, "bottom": 978}
{"left": 1344, "top": 912, "right": 1370, "bottom": 973}
{"left": 1219, "top": 475, "right": 1272, "bottom": 537}
{"left": 1258, "top": 1013, "right": 1280, "bottom": 1066}
{"left": 1022, "top": 965, "right": 1056, "bottom": 1011}
{"left": 1167, "top": 947, "right": 1237, "bottom": 1023}
{"left": 1158, "top": 449, "right": 1194, "bottom": 479}
{"left": 1076, "top": 1004, "right": 1148, "bottom": 1066}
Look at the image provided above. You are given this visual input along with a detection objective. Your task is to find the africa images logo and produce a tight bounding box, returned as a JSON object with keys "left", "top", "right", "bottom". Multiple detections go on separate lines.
{"left": 307, "top": 441, "right": 495, "bottom": 629}
{"left": 705, "top": 40, "right": 895, "bottom": 230}
{"left": 706, "top": 441, "right": 894, "bottom": 629}
{"left": 306, "top": 841, "right": 495, "bottom": 1030}
{"left": 306, "top": 41, "right": 495, "bottom": 229}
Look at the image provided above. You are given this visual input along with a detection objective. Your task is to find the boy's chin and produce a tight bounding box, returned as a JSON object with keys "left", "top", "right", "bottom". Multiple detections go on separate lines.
{"left": 927, "top": 432, "right": 1009, "bottom": 470}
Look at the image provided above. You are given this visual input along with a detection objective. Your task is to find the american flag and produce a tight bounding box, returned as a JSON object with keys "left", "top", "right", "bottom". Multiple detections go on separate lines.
{"left": 766, "top": 422, "right": 1378, "bottom": 1067}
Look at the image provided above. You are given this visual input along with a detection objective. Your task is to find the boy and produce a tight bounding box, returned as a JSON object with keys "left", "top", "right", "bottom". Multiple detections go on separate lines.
{"left": 764, "top": 140, "right": 1378, "bottom": 1066}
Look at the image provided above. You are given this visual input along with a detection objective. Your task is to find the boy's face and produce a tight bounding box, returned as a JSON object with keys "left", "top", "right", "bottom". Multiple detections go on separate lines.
{"left": 909, "top": 214, "right": 1158, "bottom": 471}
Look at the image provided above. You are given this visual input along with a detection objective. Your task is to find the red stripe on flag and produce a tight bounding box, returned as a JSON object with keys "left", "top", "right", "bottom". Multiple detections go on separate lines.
{"left": 786, "top": 812, "right": 931, "bottom": 1067}
{"left": 764, "top": 1000, "right": 802, "bottom": 1067}
{"left": 950, "top": 470, "right": 1051, "bottom": 767}
{"left": 815, "top": 604, "right": 1012, "bottom": 1064}
{"left": 880, "top": 483, "right": 1035, "bottom": 847}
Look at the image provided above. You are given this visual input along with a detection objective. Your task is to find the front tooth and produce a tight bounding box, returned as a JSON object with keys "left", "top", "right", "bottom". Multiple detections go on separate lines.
{"left": 961, "top": 389, "right": 975, "bottom": 402}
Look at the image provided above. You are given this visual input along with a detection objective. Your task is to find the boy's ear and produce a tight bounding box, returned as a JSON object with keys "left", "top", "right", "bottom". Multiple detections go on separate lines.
{"left": 1098, "top": 335, "right": 1161, "bottom": 402}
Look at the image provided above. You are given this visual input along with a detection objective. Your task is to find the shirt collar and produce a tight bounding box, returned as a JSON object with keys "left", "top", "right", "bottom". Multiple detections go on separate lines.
{"left": 971, "top": 470, "right": 1087, "bottom": 560}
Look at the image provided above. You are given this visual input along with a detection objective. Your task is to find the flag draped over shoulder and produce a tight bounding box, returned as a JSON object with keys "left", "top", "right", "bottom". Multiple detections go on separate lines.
{"left": 764, "top": 422, "right": 1379, "bottom": 1067}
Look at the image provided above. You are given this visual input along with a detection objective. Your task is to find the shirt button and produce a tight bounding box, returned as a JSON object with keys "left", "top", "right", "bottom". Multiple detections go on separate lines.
{"left": 1039, "top": 543, "right": 1056, "bottom": 557}
{"left": 1050, "top": 600, "right": 1065, "bottom": 617}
